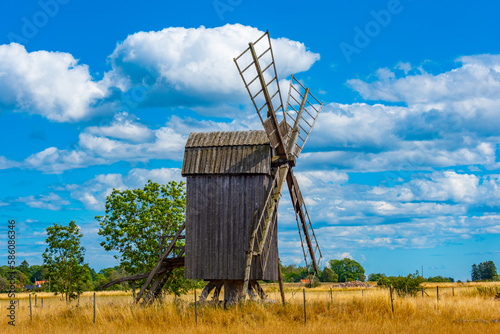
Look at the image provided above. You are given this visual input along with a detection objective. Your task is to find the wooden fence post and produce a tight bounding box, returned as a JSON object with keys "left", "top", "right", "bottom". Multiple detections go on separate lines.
{"left": 93, "top": 292, "right": 96, "bottom": 324}
{"left": 35, "top": 294, "right": 37, "bottom": 308}
{"left": 452, "top": 287, "right": 455, "bottom": 297}
{"left": 421, "top": 287, "right": 424, "bottom": 298}
{"left": 29, "top": 294, "right": 33, "bottom": 324}
{"left": 194, "top": 289, "right": 198, "bottom": 325}
{"left": 436, "top": 286, "right": 439, "bottom": 303}
{"left": 303, "top": 288, "right": 307, "bottom": 325}
{"left": 390, "top": 286, "right": 394, "bottom": 316}
{"left": 41, "top": 297, "right": 43, "bottom": 309}
{"left": 330, "top": 287, "right": 333, "bottom": 304}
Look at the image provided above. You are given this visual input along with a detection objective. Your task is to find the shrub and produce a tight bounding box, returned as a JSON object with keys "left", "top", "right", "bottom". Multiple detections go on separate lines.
{"left": 377, "top": 272, "right": 424, "bottom": 297}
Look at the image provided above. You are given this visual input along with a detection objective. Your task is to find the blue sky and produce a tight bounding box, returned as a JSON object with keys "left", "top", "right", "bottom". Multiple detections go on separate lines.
{"left": 0, "top": 0, "right": 499, "bottom": 281}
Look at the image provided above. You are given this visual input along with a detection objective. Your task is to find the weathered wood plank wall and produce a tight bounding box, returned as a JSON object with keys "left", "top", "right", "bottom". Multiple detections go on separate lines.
{"left": 184, "top": 175, "right": 278, "bottom": 281}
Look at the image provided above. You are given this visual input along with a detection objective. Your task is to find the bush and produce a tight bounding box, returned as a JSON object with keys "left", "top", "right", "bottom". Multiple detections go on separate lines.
{"left": 368, "top": 273, "right": 386, "bottom": 282}
{"left": 377, "top": 273, "right": 424, "bottom": 297}
{"left": 427, "top": 275, "right": 453, "bottom": 282}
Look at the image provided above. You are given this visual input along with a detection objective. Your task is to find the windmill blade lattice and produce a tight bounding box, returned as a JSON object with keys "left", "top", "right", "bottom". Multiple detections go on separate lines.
{"left": 285, "top": 75, "right": 323, "bottom": 157}
{"left": 234, "top": 31, "right": 289, "bottom": 156}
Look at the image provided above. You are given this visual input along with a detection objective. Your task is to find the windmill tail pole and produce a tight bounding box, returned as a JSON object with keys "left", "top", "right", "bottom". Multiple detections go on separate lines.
{"left": 242, "top": 210, "right": 259, "bottom": 301}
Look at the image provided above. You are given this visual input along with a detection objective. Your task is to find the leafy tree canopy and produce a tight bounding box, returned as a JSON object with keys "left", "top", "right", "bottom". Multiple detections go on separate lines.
{"left": 329, "top": 258, "right": 366, "bottom": 282}
{"left": 320, "top": 267, "right": 338, "bottom": 282}
{"left": 97, "top": 180, "right": 190, "bottom": 295}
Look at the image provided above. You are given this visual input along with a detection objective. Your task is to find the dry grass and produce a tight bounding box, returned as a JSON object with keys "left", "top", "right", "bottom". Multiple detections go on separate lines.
{"left": 1, "top": 283, "right": 499, "bottom": 333}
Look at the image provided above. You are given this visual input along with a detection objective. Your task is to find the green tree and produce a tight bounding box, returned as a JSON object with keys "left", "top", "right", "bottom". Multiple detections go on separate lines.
{"left": 0, "top": 276, "right": 8, "bottom": 292}
{"left": 368, "top": 273, "right": 386, "bottom": 281}
{"left": 471, "top": 264, "right": 480, "bottom": 281}
{"left": 29, "top": 265, "right": 48, "bottom": 283}
{"left": 19, "top": 260, "right": 30, "bottom": 275}
{"left": 97, "top": 180, "right": 189, "bottom": 295}
{"left": 478, "top": 261, "right": 497, "bottom": 280}
{"left": 42, "top": 221, "right": 91, "bottom": 301}
{"left": 320, "top": 267, "right": 338, "bottom": 282}
{"left": 280, "top": 264, "right": 310, "bottom": 283}
{"left": 329, "top": 258, "right": 365, "bottom": 282}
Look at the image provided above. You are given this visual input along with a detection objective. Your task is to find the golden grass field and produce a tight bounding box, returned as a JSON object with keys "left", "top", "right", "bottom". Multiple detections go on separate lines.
{"left": 0, "top": 282, "right": 498, "bottom": 333}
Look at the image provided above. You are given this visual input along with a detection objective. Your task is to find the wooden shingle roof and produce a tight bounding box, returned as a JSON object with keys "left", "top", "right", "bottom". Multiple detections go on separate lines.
{"left": 182, "top": 131, "right": 272, "bottom": 176}
{"left": 185, "top": 130, "right": 270, "bottom": 148}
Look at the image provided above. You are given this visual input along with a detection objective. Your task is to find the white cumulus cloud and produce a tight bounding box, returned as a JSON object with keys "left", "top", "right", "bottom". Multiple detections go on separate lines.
{"left": 106, "top": 24, "right": 320, "bottom": 110}
{"left": 0, "top": 43, "right": 110, "bottom": 122}
{"left": 68, "top": 168, "right": 183, "bottom": 211}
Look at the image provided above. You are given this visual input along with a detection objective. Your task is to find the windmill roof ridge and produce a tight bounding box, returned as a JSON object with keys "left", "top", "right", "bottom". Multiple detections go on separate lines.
{"left": 186, "top": 130, "right": 270, "bottom": 148}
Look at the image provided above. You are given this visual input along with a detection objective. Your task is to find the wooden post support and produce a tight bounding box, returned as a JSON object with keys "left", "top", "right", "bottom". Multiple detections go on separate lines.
{"left": 436, "top": 286, "right": 439, "bottom": 303}
{"left": 78, "top": 295, "right": 80, "bottom": 306}
{"left": 277, "top": 258, "right": 286, "bottom": 305}
{"left": 29, "top": 294, "right": 32, "bottom": 324}
{"left": 452, "top": 287, "right": 455, "bottom": 297}
{"left": 35, "top": 294, "right": 37, "bottom": 308}
{"left": 422, "top": 287, "right": 424, "bottom": 298}
{"left": 41, "top": 298, "right": 43, "bottom": 309}
{"left": 330, "top": 287, "right": 333, "bottom": 304}
{"left": 390, "top": 286, "right": 394, "bottom": 317}
{"left": 194, "top": 289, "right": 198, "bottom": 326}
{"left": 93, "top": 292, "right": 96, "bottom": 324}
{"left": 303, "top": 288, "right": 307, "bottom": 325}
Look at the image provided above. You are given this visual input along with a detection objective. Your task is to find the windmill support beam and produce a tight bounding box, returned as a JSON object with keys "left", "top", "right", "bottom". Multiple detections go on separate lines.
{"left": 277, "top": 257, "right": 286, "bottom": 305}
{"left": 199, "top": 280, "right": 223, "bottom": 303}
{"left": 135, "top": 223, "right": 185, "bottom": 303}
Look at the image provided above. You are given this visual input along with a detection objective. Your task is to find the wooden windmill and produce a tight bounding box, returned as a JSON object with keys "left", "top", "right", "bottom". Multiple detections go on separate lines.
{"left": 102, "top": 31, "right": 323, "bottom": 305}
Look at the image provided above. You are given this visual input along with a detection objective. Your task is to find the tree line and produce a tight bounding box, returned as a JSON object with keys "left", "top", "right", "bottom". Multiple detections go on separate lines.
{"left": 0, "top": 261, "right": 131, "bottom": 295}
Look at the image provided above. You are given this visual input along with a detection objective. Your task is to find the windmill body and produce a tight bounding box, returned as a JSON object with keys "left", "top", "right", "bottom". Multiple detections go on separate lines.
{"left": 181, "top": 131, "right": 278, "bottom": 301}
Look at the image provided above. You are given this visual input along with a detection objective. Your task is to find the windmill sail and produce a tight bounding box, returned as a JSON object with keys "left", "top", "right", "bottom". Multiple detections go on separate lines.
{"left": 234, "top": 31, "right": 289, "bottom": 157}
{"left": 235, "top": 30, "right": 323, "bottom": 301}
{"left": 285, "top": 75, "right": 323, "bottom": 157}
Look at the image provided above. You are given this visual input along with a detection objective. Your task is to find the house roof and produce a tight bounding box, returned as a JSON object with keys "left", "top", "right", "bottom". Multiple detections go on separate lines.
{"left": 182, "top": 130, "right": 272, "bottom": 176}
